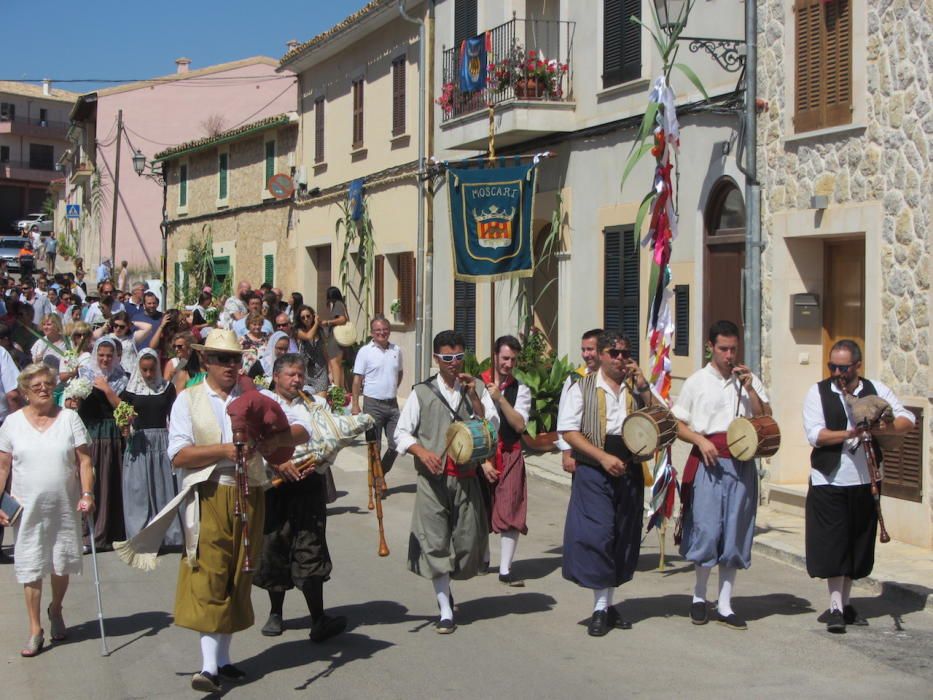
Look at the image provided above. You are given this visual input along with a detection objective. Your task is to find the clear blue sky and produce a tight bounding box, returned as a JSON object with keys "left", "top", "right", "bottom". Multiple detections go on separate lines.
{"left": 1, "top": 0, "right": 371, "bottom": 92}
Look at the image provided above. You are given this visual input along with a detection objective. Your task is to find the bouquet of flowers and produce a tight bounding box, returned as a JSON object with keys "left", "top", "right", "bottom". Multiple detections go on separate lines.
{"left": 326, "top": 384, "right": 349, "bottom": 415}
{"left": 253, "top": 374, "right": 272, "bottom": 390}
{"left": 59, "top": 348, "right": 82, "bottom": 374}
{"left": 113, "top": 401, "right": 138, "bottom": 437}
{"left": 203, "top": 307, "right": 219, "bottom": 324}
{"left": 62, "top": 376, "right": 92, "bottom": 402}
{"left": 489, "top": 46, "right": 568, "bottom": 98}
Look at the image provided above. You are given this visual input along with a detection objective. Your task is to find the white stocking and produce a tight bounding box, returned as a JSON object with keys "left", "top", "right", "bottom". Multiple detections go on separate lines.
{"left": 216, "top": 633, "right": 232, "bottom": 668}
{"left": 433, "top": 573, "right": 453, "bottom": 620}
{"left": 593, "top": 588, "right": 613, "bottom": 612}
{"left": 499, "top": 530, "right": 519, "bottom": 575}
{"left": 828, "top": 576, "right": 844, "bottom": 612}
{"left": 841, "top": 576, "right": 853, "bottom": 607}
{"left": 717, "top": 565, "right": 737, "bottom": 616}
{"left": 199, "top": 633, "right": 220, "bottom": 675}
{"left": 693, "top": 565, "right": 712, "bottom": 604}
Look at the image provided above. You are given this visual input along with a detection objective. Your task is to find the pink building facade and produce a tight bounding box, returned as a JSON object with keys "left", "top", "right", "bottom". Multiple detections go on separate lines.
{"left": 66, "top": 56, "right": 296, "bottom": 273}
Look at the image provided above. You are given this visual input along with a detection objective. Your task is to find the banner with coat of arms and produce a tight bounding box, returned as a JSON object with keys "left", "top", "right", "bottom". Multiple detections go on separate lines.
{"left": 459, "top": 33, "right": 491, "bottom": 93}
{"left": 447, "top": 162, "right": 537, "bottom": 282}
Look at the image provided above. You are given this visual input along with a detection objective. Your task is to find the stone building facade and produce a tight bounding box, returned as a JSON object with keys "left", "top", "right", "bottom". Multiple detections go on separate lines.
{"left": 758, "top": 0, "right": 931, "bottom": 546}
{"left": 157, "top": 115, "right": 299, "bottom": 300}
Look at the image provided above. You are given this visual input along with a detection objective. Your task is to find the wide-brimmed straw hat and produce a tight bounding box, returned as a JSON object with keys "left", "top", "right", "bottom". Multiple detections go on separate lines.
{"left": 191, "top": 328, "right": 245, "bottom": 355}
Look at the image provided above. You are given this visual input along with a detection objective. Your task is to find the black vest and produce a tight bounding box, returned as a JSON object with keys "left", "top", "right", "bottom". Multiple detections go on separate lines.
{"left": 810, "top": 378, "right": 883, "bottom": 474}
{"left": 496, "top": 380, "right": 521, "bottom": 446}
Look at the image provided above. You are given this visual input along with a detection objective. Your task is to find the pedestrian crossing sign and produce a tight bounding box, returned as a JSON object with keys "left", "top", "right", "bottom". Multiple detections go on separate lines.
{"left": 66, "top": 204, "right": 81, "bottom": 219}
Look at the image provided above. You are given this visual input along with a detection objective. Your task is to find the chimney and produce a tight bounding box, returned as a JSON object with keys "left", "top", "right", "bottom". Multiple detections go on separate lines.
{"left": 42, "top": 79, "right": 51, "bottom": 96}
{"left": 175, "top": 57, "right": 191, "bottom": 74}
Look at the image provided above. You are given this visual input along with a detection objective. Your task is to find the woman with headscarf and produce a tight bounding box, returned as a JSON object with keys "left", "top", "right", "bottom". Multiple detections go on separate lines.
{"left": 120, "top": 348, "right": 180, "bottom": 546}
{"left": 248, "top": 330, "right": 292, "bottom": 391}
{"left": 77, "top": 336, "right": 129, "bottom": 549}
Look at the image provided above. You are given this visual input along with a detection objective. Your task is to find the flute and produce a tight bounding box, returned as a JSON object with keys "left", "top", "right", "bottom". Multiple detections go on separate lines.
{"left": 367, "top": 441, "right": 390, "bottom": 557}
{"left": 837, "top": 378, "right": 891, "bottom": 544}
{"left": 268, "top": 454, "right": 319, "bottom": 488}
{"left": 232, "top": 427, "right": 256, "bottom": 572}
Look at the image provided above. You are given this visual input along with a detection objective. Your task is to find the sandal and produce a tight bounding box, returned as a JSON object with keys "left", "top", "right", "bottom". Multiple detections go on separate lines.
{"left": 21, "top": 630, "right": 44, "bottom": 657}
{"left": 48, "top": 604, "right": 67, "bottom": 641}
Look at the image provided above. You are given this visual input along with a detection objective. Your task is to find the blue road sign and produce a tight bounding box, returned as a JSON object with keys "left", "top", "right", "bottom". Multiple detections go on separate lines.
{"left": 66, "top": 204, "right": 81, "bottom": 219}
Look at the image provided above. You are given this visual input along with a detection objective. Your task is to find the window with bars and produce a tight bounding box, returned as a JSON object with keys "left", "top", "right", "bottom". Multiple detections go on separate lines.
{"left": 264, "top": 254, "right": 274, "bottom": 286}
{"left": 352, "top": 79, "right": 365, "bottom": 148}
{"left": 603, "top": 0, "right": 642, "bottom": 89}
{"left": 397, "top": 252, "right": 416, "bottom": 325}
{"left": 454, "top": 0, "right": 478, "bottom": 47}
{"left": 674, "top": 284, "right": 690, "bottom": 356}
{"left": 264, "top": 140, "right": 276, "bottom": 185}
{"left": 882, "top": 407, "right": 923, "bottom": 502}
{"left": 794, "top": 0, "right": 852, "bottom": 133}
{"left": 179, "top": 164, "right": 188, "bottom": 208}
{"left": 314, "top": 97, "right": 325, "bottom": 163}
{"left": 454, "top": 280, "right": 476, "bottom": 353}
{"left": 603, "top": 226, "right": 640, "bottom": 359}
{"left": 392, "top": 56, "right": 406, "bottom": 136}
{"left": 218, "top": 152, "right": 229, "bottom": 200}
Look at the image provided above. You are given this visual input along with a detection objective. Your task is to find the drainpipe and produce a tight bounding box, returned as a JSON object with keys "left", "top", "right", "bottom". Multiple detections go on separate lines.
{"left": 399, "top": 0, "right": 428, "bottom": 382}
{"left": 742, "top": 0, "right": 761, "bottom": 376}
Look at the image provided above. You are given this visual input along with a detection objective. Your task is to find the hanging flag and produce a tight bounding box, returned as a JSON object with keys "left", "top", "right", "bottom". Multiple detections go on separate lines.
{"left": 448, "top": 162, "right": 537, "bottom": 282}
{"left": 347, "top": 178, "right": 364, "bottom": 221}
{"left": 459, "top": 33, "right": 491, "bottom": 93}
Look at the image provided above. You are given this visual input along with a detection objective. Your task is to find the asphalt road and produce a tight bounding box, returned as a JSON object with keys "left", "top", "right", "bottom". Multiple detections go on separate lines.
{"left": 2, "top": 446, "right": 931, "bottom": 699}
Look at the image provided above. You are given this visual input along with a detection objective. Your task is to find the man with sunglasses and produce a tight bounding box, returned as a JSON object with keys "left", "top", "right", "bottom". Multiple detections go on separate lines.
{"left": 802, "top": 339, "right": 914, "bottom": 633}
{"left": 673, "top": 320, "right": 770, "bottom": 631}
{"left": 394, "top": 330, "right": 498, "bottom": 634}
{"left": 558, "top": 331, "right": 659, "bottom": 636}
{"left": 556, "top": 328, "right": 604, "bottom": 474}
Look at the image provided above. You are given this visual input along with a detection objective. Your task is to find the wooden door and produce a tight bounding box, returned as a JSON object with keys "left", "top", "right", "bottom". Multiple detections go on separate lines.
{"left": 315, "top": 245, "right": 332, "bottom": 313}
{"left": 704, "top": 243, "right": 745, "bottom": 358}
{"left": 822, "top": 239, "right": 864, "bottom": 374}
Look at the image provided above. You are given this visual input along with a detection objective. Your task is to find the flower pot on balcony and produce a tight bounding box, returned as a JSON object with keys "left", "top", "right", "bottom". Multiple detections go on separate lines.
{"left": 513, "top": 79, "right": 545, "bottom": 100}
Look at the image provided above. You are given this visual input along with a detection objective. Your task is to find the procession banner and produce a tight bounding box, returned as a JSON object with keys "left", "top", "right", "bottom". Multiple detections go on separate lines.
{"left": 459, "top": 33, "right": 491, "bottom": 93}
{"left": 447, "top": 162, "right": 537, "bottom": 282}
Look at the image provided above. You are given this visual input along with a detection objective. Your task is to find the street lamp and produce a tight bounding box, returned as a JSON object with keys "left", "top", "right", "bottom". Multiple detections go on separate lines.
{"left": 131, "top": 149, "right": 170, "bottom": 309}
{"left": 653, "top": 0, "right": 746, "bottom": 73}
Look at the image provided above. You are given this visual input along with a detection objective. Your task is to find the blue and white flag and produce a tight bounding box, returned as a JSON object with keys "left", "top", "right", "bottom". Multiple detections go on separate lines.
{"left": 459, "top": 34, "right": 491, "bottom": 93}
{"left": 347, "top": 178, "right": 364, "bottom": 221}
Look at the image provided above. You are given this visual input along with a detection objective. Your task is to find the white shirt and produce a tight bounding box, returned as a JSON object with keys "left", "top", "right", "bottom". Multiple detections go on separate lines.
{"left": 555, "top": 368, "right": 591, "bottom": 451}
{"left": 0, "top": 345, "right": 20, "bottom": 422}
{"left": 394, "top": 376, "right": 499, "bottom": 456}
{"left": 353, "top": 341, "right": 403, "bottom": 400}
{"left": 260, "top": 389, "right": 313, "bottom": 442}
{"left": 802, "top": 379, "right": 914, "bottom": 487}
{"left": 29, "top": 294, "right": 52, "bottom": 325}
{"left": 84, "top": 300, "right": 126, "bottom": 325}
{"left": 505, "top": 381, "right": 532, "bottom": 424}
{"left": 556, "top": 367, "right": 635, "bottom": 437}
{"left": 220, "top": 297, "right": 247, "bottom": 330}
{"left": 672, "top": 362, "right": 769, "bottom": 435}
{"left": 167, "top": 380, "right": 247, "bottom": 470}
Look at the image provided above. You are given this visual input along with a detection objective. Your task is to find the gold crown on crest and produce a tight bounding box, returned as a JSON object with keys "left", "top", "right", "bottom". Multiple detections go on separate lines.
{"left": 472, "top": 204, "right": 515, "bottom": 223}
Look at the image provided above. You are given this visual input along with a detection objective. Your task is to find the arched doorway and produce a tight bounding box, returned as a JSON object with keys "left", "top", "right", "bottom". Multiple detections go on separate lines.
{"left": 704, "top": 179, "right": 746, "bottom": 354}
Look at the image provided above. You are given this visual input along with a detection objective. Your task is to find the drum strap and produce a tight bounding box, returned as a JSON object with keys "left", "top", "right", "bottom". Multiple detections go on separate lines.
{"left": 424, "top": 379, "right": 473, "bottom": 422}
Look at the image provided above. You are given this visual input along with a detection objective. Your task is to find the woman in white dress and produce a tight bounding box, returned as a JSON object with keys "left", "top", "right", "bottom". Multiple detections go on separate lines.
{"left": 0, "top": 364, "right": 94, "bottom": 657}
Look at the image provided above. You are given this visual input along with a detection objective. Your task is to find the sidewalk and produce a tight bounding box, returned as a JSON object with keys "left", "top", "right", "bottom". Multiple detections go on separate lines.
{"left": 524, "top": 449, "right": 933, "bottom": 612}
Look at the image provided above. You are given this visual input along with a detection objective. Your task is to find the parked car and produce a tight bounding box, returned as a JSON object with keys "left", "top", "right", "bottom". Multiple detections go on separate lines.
{"left": 14, "top": 213, "right": 53, "bottom": 234}
{"left": 0, "top": 236, "right": 28, "bottom": 272}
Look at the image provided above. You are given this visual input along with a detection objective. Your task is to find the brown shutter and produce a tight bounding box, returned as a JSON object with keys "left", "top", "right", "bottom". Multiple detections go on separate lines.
{"left": 794, "top": 0, "right": 852, "bottom": 133}
{"left": 392, "top": 56, "right": 406, "bottom": 136}
{"left": 374, "top": 254, "right": 384, "bottom": 315}
{"left": 794, "top": 0, "right": 822, "bottom": 133}
{"left": 352, "top": 79, "right": 364, "bottom": 148}
{"left": 398, "top": 251, "right": 416, "bottom": 325}
{"left": 314, "top": 97, "right": 325, "bottom": 163}
{"left": 882, "top": 407, "right": 924, "bottom": 502}
{"left": 823, "top": 0, "right": 852, "bottom": 128}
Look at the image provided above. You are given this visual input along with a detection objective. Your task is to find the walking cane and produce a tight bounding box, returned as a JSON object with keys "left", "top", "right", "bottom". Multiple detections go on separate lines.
{"left": 85, "top": 510, "right": 110, "bottom": 656}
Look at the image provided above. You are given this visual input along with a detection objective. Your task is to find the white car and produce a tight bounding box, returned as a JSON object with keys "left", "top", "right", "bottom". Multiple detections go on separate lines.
{"left": 15, "top": 213, "right": 54, "bottom": 234}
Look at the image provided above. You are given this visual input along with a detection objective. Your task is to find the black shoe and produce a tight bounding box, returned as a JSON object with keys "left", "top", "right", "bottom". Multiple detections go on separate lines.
{"left": 826, "top": 608, "right": 846, "bottom": 634}
{"left": 477, "top": 562, "right": 490, "bottom": 576}
{"left": 498, "top": 572, "right": 525, "bottom": 587}
{"left": 309, "top": 614, "right": 347, "bottom": 643}
{"left": 436, "top": 617, "right": 456, "bottom": 634}
{"left": 191, "top": 671, "right": 222, "bottom": 693}
{"left": 607, "top": 606, "right": 632, "bottom": 630}
{"left": 587, "top": 609, "right": 610, "bottom": 637}
{"left": 218, "top": 664, "right": 247, "bottom": 683}
{"left": 261, "top": 613, "right": 284, "bottom": 636}
{"left": 690, "top": 601, "right": 708, "bottom": 625}
{"left": 715, "top": 611, "right": 748, "bottom": 630}
{"left": 843, "top": 604, "right": 868, "bottom": 626}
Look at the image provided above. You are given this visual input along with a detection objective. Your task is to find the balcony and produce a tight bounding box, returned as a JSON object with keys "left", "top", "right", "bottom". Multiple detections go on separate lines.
{"left": 439, "top": 16, "right": 576, "bottom": 151}
{"left": 0, "top": 159, "right": 59, "bottom": 183}
{"left": 69, "top": 161, "right": 95, "bottom": 185}
{"left": 0, "top": 115, "right": 70, "bottom": 140}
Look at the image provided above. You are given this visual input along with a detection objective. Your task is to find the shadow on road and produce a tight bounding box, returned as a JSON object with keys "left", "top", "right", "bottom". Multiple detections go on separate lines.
{"left": 455, "top": 591, "right": 557, "bottom": 624}
{"left": 384, "top": 483, "right": 416, "bottom": 497}
{"left": 66, "top": 610, "right": 173, "bottom": 654}
{"left": 848, "top": 584, "right": 933, "bottom": 624}
{"left": 514, "top": 554, "right": 563, "bottom": 581}
{"left": 597, "top": 591, "right": 815, "bottom": 626}
{"left": 326, "top": 505, "right": 368, "bottom": 516}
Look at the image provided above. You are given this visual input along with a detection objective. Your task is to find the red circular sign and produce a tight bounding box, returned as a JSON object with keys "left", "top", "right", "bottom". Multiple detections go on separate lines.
{"left": 267, "top": 173, "right": 295, "bottom": 200}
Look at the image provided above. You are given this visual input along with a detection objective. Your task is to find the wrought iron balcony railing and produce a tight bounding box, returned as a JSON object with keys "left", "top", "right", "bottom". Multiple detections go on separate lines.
{"left": 440, "top": 16, "right": 575, "bottom": 123}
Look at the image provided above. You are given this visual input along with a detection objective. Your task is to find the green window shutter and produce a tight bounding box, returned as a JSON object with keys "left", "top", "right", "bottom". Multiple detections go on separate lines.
{"left": 174, "top": 262, "right": 181, "bottom": 303}
{"left": 179, "top": 164, "right": 188, "bottom": 207}
{"left": 264, "top": 254, "right": 274, "bottom": 285}
{"left": 218, "top": 153, "right": 228, "bottom": 199}
{"left": 265, "top": 141, "right": 276, "bottom": 184}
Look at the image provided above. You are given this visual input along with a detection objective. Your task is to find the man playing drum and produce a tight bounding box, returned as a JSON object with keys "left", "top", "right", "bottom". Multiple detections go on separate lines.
{"left": 802, "top": 339, "right": 914, "bottom": 633}
{"left": 673, "top": 320, "right": 770, "bottom": 631}
{"left": 558, "top": 332, "right": 658, "bottom": 636}
{"left": 556, "top": 328, "right": 603, "bottom": 474}
{"left": 394, "top": 330, "right": 498, "bottom": 634}
{"left": 479, "top": 335, "right": 532, "bottom": 587}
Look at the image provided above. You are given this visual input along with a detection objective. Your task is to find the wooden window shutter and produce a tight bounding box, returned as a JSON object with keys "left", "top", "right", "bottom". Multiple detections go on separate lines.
{"left": 674, "top": 284, "right": 690, "bottom": 356}
{"left": 603, "top": 0, "right": 641, "bottom": 89}
{"left": 882, "top": 407, "right": 923, "bottom": 502}
{"left": 218, "top": 153, "right": 228, "bottom": 199}
{"left": 454, "top": 280, "right": 476, "bottom": 353}
{"left": 314, "top": 97, "right": 325, "bottom": 163}
{"left": 392, "top": 56, "right": 406, "bottom": 136}
{"left": 374, "top": 254, "right": 385, "bottom": 315}
{"left": 621, "top": 227, "right": 640, "bottom": 360}
{"left": 264, "top": 254, "right": 274, "bottom": 285}
{"left": 264, "top": 140, "right": 276, "bottom": 184}
{"left": 603, "top": 229, "right": 621, "bottom": 332}
{"left": 794, "top": 0, "right": 852, "bottom": 133}
{"left": 794, "top": 0, "right": 823, "bottom": 132}
{"left": 398, "top": 251, "right": 416, "bottom": 325}
{"left": 179, "top": 164, "right": 188, "bottom": 206}
{"left": 822, "top": 0, "right": 852, "bottom": 127}
{"left": 454, "top": 0, "right": 478, "bottom": 47}
{"left": 352, "top": 79, "right": 364, "bottom": 148}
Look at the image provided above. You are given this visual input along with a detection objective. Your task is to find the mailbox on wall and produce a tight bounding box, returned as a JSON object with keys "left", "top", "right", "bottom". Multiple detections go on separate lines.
{"left": 791, "top": 293, "right": 821, "bottom": 330}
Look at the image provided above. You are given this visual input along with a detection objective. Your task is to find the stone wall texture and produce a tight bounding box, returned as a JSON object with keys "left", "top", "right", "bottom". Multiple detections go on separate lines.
{"left": 758, "top": 0, "right": 931, "bottom": 397}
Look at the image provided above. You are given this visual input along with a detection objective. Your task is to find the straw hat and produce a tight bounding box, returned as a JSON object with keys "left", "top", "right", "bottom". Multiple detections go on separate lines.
{"left": 191, "top": 328, "right": 245, "bottom": 355}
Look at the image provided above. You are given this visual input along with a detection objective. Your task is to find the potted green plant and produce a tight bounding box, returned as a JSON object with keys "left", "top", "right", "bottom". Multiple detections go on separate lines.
{"left": 489, "top": 46, "right": 568, "bottom": 100}
{"left": 514, "top": 354, "right": 576, "bottom": 451}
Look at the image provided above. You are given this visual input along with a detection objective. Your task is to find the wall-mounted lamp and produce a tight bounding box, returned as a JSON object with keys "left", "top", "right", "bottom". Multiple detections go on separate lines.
{"left": 810, "top": 195, "right": 829, "bottom": 210}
